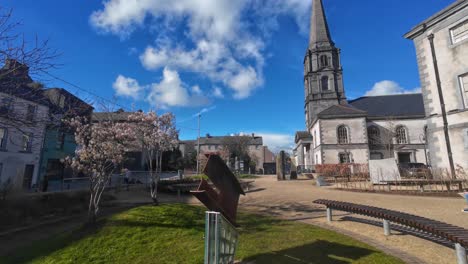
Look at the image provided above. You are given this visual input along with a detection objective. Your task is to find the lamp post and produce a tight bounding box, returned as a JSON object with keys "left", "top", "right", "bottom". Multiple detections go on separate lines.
{"left": 196, "top": 113, "right": 201, "bottom": 175}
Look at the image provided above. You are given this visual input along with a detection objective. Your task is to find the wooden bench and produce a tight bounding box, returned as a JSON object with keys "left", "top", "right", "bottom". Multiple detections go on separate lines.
{"left": 313, "top": 199, "right": 468, "bottom": 264}
{"left": 382, "top": 179, "right": 466, "bottom": 192}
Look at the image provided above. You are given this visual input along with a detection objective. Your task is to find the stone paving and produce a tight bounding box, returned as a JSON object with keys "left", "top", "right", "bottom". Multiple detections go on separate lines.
{"left": 237, "top": 175, "right": 468, "bottom": 264}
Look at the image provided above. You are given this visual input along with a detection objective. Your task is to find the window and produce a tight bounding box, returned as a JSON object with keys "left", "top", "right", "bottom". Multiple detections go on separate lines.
{"left": 26, "top": 105, "right": 36, "bottom": 121}
{"left": 396, "top": 126, "right": 408, "bottom": 144}
{"left": 368, "top": 126, "right": 380, "bottom": 145}
{"left": 320, "top": 55, "right": 328, "bottom": 67}
{"left": 314, "top": 131, "right": 317, "bottom": 147}
{"left": 450, "top": 20, "right": 468, "bottom": 44}
{"left": 370, "top": 152, "right": 384, "bottom": 160}
{"left": 57, "top": 132, "right": 65, "bottom": 150}
{"left": 0, "top": 97, "right": 13, "bottom": 114}
{"left": 0, "top": 128, "right": 7, "bottom": 149}
{"left": 464, "top": 128, "right": 468, "bottom": 150}
{"left": 459, "top": 73, "right": 468, "bottom": 108}
{"left": 321, "top": 76, "right": 329, "bottom": 91}
{"left": 339, "top": 153, "right": 351, "bottom": 164}
{"left": 22, "top": 133, "right": 33, "bottom": 152}
{"left": 337, "top": 125, "right": 349, "bottom": 144}
{"left": 0, "top": 163, "right": 3, "bottom": 181}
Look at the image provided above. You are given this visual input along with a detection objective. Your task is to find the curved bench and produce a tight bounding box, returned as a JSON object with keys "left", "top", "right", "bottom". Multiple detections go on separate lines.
{"left": 313, "top": 199, "right": 468, "bottom": 264}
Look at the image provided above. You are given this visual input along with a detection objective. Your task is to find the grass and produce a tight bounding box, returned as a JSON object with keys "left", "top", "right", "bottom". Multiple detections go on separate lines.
{"left": 1, "top": 204, "right": 403, "bottom": 264}
{"left": 237, "top": 174, "right": 259, "bottom": 179}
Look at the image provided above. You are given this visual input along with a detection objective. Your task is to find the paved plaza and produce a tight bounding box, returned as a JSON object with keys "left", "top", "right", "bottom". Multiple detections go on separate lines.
{"left": 237, "top": 176, "right": 467, "bottom": 264}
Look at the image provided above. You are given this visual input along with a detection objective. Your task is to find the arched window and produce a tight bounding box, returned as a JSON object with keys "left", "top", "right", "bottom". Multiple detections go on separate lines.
{"left": 337, "top": 125, "right": 349, "bottom": 144}
{"left": 321, "top": 76, "right": 329, "bottom": 91}
{"left": 320, "top": 55, "right": 328, "bottom": 67}
{"left": 368, "top": 126, "right": 380, "bottom": 145}
{"left": 396, "top": 126, "right": 408, "bottom": 144}
{"left": 0, "top": 127, "right": 7, "bottom": 149}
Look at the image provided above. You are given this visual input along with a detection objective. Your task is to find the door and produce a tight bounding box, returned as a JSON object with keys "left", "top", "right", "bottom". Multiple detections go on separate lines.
{"left": 23, "top": 164, "right": 34, "bottom": 189}
{"left": 398, "top": 153, "right": 411, "bottom": 163}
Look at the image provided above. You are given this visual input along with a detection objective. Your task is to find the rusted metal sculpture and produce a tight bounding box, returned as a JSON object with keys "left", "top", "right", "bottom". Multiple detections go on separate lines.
{"left": 191, "top": 154, "right": 245, "bottom": 225}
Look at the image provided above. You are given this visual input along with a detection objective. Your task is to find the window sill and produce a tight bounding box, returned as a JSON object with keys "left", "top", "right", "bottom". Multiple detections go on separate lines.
{"left": 19, "top": 150, "right": 33, "bottom": 154}
{"left": 0, "top": 148, "right": 7, "bottom": 152}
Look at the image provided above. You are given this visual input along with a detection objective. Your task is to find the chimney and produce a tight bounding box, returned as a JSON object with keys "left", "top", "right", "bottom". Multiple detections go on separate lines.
{"left": 252, "top": 133, "right": 255, "bottom": 138}
{"left": 206, "top": 133, "right": 211, "bottom": 138}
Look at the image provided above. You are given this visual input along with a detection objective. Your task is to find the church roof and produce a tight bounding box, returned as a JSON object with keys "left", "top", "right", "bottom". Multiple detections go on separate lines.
{"left": 295, "top": 131, "right": 312, "bottom": 143}
{"left": 317, "top": 104, "right": 367, "bottom": 119}
{"left": 309, "top": 0, "right": 334, "bottom": 49}
{"left": 349, "top": 94, "right": 425, "bottom": 119}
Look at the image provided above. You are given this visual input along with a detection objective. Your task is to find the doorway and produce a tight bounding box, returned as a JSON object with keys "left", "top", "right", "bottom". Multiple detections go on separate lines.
{"left": 22, "top": 164, "right": 34, "bottom": 189}
{"left": 398, "top": 153, "right": 411, "bottom": 163}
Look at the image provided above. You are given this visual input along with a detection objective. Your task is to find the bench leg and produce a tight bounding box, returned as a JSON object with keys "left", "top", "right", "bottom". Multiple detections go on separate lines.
{"left": 383, "top": 219, "right": 391, "bottom": 236}
{"left": 177, "top": 189, "right": 181, "bottom": 201}
{"left": 456, "top": 243, "right": 467, "bottom": 264}
{"left": 326, "top": 208, "right": 332, "bottom": 222}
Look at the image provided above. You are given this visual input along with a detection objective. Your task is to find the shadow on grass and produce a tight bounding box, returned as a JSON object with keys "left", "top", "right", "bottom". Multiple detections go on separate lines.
{"left": 0, "top": 218, "right": 110, "bottom": 264}
{"left": 243, "top": 240, "right": 377, "bottom": 264}
{"left": 0, "top": 204, "right": 204, "bottom": 264}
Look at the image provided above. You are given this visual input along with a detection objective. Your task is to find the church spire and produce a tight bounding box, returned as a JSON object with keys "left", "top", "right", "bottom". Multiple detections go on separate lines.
{"left": 309, "top": 0, "right": 334, "bottom": 49}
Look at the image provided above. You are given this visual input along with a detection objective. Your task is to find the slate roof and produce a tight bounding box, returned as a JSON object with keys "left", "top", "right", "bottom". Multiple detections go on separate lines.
{"left": 295, "top": 131, "right": 312, "bottom": 143}
{"left": 181, "top": 135, "right": 263, "bottom": 146}
{"left": 317, "top": 104, "right": 367, "bottom": 119}
{"left": 349, "top": 94, "right": 425, "bottom": 119}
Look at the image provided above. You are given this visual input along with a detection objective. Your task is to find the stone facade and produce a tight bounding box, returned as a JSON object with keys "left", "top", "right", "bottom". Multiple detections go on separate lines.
{"left": 294, "top": 0, "right": 429, "bottom": 168}
{"left": 179, "top": 134, "right": 275, "bottom": 172}
{"left": 0, "top": 92, "right": 49, "bottom": 189}
{"left": 405, "top": 0, "right": 468, "bottom": 170}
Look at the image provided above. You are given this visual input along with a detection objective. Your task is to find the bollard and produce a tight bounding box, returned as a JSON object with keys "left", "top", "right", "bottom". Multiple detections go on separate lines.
{"left": 327, "top": 207, "right": 332, "bottom": 222}
{"left": 455, "top": 243, "right": 467, "bottom": 264}
{"left": 383, "top": 219, "right": 391, "bottom": 236}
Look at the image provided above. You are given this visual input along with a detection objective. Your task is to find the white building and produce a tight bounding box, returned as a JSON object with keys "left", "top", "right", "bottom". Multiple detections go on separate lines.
{"left": 405, "top": 0, "right": 468, "bottom": 174}
{"left": 295, "top": 0, "right": 428, "bottom": 168}
{"left": 0, "top": 61, "right": 50, "bottom": 189}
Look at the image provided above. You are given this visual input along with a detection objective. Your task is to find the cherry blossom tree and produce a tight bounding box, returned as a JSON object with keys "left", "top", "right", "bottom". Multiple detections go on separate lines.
{"left": 64, "top": 117, "right": 134, "bottom": 223}
{"left": 128, "top": 111, "right": 178, "bottom": 205}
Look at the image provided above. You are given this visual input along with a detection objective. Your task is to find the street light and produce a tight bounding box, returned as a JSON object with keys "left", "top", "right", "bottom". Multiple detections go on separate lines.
{"left": 196, "top": 113, "right": 201, "bottom": 175}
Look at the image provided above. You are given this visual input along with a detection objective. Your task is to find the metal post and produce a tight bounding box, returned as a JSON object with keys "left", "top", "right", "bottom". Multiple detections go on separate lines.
{"left": 427, "top": 34, "right": 456, "bottom": 179}
{"left": 326, "top": 207, "right": 332, "bottom": 222}
{"left": 455, "top": 243, "right": 467, "bottom": 264}
{"left": 383, "top": 219, "right": 391, "bottom": 236}
{"left": 196, "top": 113, "right": 201, "bottom": 175}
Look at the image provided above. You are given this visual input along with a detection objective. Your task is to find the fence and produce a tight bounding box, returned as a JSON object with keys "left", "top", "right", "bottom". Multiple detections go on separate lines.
{"left": 47, "top": 171, "right": 181, "bottom": 192}
{"left": 317, "top": 164, "right": 468, "bottom": 195}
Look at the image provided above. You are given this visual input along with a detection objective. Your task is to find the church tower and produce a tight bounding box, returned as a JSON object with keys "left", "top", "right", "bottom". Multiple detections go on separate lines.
{"left": 304, "top": 0, "right": 347, "bottom": 129}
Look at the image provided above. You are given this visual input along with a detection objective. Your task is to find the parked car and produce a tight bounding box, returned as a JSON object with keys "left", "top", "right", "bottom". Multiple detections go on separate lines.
{"left": 399, "top": 163, "right": 432, "bottom": 179}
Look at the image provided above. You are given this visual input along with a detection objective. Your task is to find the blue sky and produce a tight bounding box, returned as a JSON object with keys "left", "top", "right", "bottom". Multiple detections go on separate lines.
{"left": 4, "top": 0, "right": 453, "bottom": 151}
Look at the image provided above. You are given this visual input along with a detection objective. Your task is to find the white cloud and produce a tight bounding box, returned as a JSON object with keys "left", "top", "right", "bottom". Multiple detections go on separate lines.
{"left": 91, "top": 0, "right": 311, "bottom": 99}
{"left": 112, "top": 75, "right": 143, "bottom": 99}
{"left": 365, "top": 80, "right": 421, "bottom": 96}
{"left": 191, "top": 85, "right": 202, "bottom": 95}
{"left": 147, "top": 67, "right": 210, "bottom": 108}
{"left": 255, "top": 132, "right": 295, "bottom": 153}
{"left": 212, "top": 87, "right": 224, "bottom": 98}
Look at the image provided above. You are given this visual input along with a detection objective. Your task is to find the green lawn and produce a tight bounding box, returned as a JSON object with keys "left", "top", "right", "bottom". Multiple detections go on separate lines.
{"left": 1, "top": 204, "right": 403, "bottom": 264}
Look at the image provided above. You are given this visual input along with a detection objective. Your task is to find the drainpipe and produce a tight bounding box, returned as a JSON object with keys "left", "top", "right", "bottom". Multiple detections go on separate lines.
{"left": 427, "top": 34, "right": 456, "bottom": 179}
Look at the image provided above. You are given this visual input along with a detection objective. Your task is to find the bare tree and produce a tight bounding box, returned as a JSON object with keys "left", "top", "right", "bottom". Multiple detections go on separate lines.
{"left": 0, "top": 8, "right": 60, "bottom": 82}
{"left": 221, "top": 134, "right": 254, "bottom": 171}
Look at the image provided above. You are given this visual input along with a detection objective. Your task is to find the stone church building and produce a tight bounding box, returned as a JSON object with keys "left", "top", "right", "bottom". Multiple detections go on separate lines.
{"left": 294, "top": 0, "right": 429, "bottom": 169}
